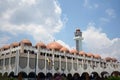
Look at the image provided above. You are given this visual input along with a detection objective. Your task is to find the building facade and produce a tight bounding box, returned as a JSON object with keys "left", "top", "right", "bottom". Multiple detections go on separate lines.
{"left": 0, "top": 29, "right": 120, "bottom": 78}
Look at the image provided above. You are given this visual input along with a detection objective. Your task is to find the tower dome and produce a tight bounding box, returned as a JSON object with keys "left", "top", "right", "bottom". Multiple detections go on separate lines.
{"left": 76, "top": 28, "right": 81, "bottom": 32}
{"left": 94, "top": 54, "right": 101, "bottom": 59}
{"left": 70, "top": 49, "right": 78, "bottom": 54}
{"left": 2, "top": 45, "right": 10, "bottom": 50}
{"left": 20, "top": 39, "right": 32, "bottom": 46}
{"left": 112, "top": 58, "right": 117, "bottom": 62}
{"left": 47, "top": 41, "right": 63, "bottom": 51}
{"left": 60, "top": 47, "right": 69, "bottom": 53}
{"left": 79, "top": 51, "right": 86, "bottom": 56}
{"left": 10, "top": 42, "right": 20, "bottom": 47}
{"left": 35, "top": 42, "right": 46, "bottom": 48}
{"left": 105, "top": 57, "right": 112, "bottom": 62}
{"left": 87, "top": 53, "right": 94, "bottom": 57}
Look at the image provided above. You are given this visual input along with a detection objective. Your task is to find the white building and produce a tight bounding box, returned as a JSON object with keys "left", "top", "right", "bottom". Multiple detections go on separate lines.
{"left": 0, "top": 29, "right": 120, "bottom": 79}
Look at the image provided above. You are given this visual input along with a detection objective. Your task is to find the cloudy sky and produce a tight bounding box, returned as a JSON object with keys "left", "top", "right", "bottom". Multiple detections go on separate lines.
{"left": 0, "top": 0, "right": 120, "bottom": 60}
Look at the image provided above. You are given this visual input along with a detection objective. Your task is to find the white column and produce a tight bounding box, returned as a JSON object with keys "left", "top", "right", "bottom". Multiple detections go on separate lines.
{"left": 83, "top": 55, "right": 86, "bottom": 67}
{"left": 52, "top": 50, "right": 55, "bottom": 75}
{"left": 36, "top": 50, "right": 38, "bottom": 75}
{"left": 65, "top": 54, "right": 67, "bottom": 73}
{"left": 79, "top": 40, "right": 82, "bottom": 51}
{"left": 3, "top": 53, "right": 5, "bottom": 74}
{"left": 9, "top": 49, "right": 11, "bottom": 73}
{"left": 27, "top": 50, "right": 30, "bottom": 75}
{"left": 9, "top": 57, "right": 11, "bottom": 72}
{"left": 76, "top": 57, "right": 78, "bottom": 71}
{"left": 15, "top": 50, "right": 19, "bottom": 75}
{"left": 72, "top": 57, "right": 74, "bottom": 71}
{"left": 45, "top": 52, "right": 47, "bottom": 75}
{"left": 95, "top": 61, "right": 97, "bottom": 67}
{"left": 59, "top": 55, "right": 61, "bottom": 72}
{"left": 82, "top": 59, "right": 84, "bottom": 68}
{"left": 90, "top": 57, "right": 93, "bottom": 66}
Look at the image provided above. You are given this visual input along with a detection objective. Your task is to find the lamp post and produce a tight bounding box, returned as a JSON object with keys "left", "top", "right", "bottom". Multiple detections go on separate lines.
{"left": 34, "top": 50, "right": 37, "bottom": 80}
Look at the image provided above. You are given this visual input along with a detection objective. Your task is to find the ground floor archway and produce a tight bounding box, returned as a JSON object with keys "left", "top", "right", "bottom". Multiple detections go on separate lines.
{"left": 0, "top": 72, "right": 2, "bottom": 78}
{"left": 91, "top": 72, "right": 99, "bottom": 77}
{"left": 18, "top": 71, "right": 27, "bottom": 80}
{"left": 28, "top": 72, "right": 36, "bottom": 79}
{"left": 8, "top": 72, "right": 14, "bottom": 77}
{"left": 101, "top": 71, "right": 109, "bottom": 78}
{"left": 111, "top": 71, "right": 120, "bottom": 76}
{"left": 67, "top": 73, "right": 72, "bottom": 80}
{"left": 81, "top": 72, "right": 89, "bottom": 80}
{"left": 3, "top": 72, "right": 8, "bottom": 77}
{"left": 73, "top": 73, "right": 80, "bottom": 80}
{"left": 46, "top": 72, "right": 52, "bottom": 79}
{"left": 37, "top": 72, "right": 45, "bottom": 80}
{"left": 61, "top": 73, "right": 66, "bottom": 77}
{"left": 90, "top": 72, "right": 101, "bottom": 80}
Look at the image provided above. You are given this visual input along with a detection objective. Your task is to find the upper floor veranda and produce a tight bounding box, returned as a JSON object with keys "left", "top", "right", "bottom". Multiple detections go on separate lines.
{"left": 0, "top": 39, "right": 119, "bottom": 66}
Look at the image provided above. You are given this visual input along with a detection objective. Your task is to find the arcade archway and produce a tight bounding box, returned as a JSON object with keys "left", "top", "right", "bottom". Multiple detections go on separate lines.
{"left": 111, "top": 71, "right": 120, "bottom": 76}
{"left": 46, "top": 72, "right": 52, "bottom": 79}
{"left": 28, "top": 72, "right": 36, "bottom": 78}
{"left": 81, "top": 72, "right": 89, "bottom": 80}
{"left": 73, "top": 73, "right": 80, "bottom": 80}
{"left": 18, "top": 71, "right": 27, "bottom": 79}
{"left": 37, "top": 72, "right": 45, "bottom": 79}
{"left": 91, "top": 72, "right": 99, "bottom": 77}
{"left": 8, "top": 72, "right": 14, "bottom": 77}
{"left": 67, "top": 73, "right": 72, "bottom": 80}
{"left": 3, "top": 72, "right": 8, "bottom": 77}
{"left": 90, "top": 72, "right": 100, "bottom": 79}
{"left": 101, "top": 71, "right": 109, "bottom": 78}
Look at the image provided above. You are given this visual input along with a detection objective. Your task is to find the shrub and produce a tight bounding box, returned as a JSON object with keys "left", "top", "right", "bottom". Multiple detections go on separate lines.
{"left": 106, "top": 76, "right": 120, "bottom": 80}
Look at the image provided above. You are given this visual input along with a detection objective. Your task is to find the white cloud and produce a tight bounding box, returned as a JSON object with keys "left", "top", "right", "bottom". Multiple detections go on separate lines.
{"left": 0, "top": 0, "right": 63, "bottom": 44}
{"left": 56, "top": 40, "right": 71, "bottom": 50}
{"left": 83, "top": 0, "right": 89, "bottom": 8}
{"left": 83, "top": 23, "right": 120, "bottom": 60}
{"left": 100, "top": 17, "right": 110, "bottom": 23}
{"left": 20, "top": 0, "right": 36, "bottom": 6}
{"left": 94, "top": 4, "right": 99, "bottom": 8}
{"left": 99, "top": 8, "right": 116, "bottom": 24}
{"left": 54, "top": 0, "right": 61, "bottom": 14}
{"left": 83, "top": 0, "right": 99, "bottom": 9}
{"left": 106, "top": 8, "right": 116, "bottom": 18}
{"left": 0, "top": 36, "right": 10, "bottom": 47}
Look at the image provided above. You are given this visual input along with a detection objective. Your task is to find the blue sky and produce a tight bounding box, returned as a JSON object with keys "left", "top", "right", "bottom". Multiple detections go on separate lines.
{"left": 0, "top": 0, "right": 120, "bottom": 60}
{"left": 56, "top": 0, "right": 120, "bottom": 44}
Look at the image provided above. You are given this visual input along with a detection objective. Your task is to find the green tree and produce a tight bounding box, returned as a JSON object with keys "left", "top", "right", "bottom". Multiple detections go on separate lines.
{"left": 106, "top": 76, "right": 120, "bottom": 80}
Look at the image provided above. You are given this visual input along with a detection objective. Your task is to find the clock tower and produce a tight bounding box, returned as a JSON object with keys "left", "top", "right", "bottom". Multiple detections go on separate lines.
{"left": 74, "top": 28, "right": 83, "bottom": 52}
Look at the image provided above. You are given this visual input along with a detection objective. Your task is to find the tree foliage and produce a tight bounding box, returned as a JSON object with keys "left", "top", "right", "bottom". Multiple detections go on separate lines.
{"left": 106, "top": 76, "right": 120, "bottom": 80}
